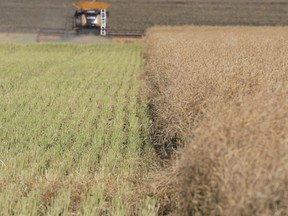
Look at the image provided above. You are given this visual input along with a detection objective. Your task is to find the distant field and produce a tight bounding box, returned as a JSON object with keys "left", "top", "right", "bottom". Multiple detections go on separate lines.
{"left": 108, "top": 0, "right": 288, "bottom": 31}
{"left": 1, "top": 0, "right": 288, "bottom": 33}
{"left": 144, "top": 26, "right": 288, "bottom": 215}
{"left": 0, "top": 43, "right": 157, "bottom": 215}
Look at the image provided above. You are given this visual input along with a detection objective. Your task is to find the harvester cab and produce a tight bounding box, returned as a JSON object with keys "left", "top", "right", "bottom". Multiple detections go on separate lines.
{"left": 72, "top": 1, "right": 110, "bottom": 36}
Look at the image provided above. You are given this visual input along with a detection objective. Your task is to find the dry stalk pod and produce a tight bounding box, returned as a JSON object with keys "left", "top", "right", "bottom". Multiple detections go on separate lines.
{"left": 72, "top": 1, "right": 110, "bottom": 36}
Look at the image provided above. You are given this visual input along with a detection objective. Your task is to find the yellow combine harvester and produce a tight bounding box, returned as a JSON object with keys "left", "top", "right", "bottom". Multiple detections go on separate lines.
{"left": 72, "top": 1, "right": 110, "bottom": 36}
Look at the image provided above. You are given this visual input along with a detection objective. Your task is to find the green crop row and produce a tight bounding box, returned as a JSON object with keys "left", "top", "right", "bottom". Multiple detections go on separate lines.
{"left": 0, "top": 43, "right": 157, "bottom": 215}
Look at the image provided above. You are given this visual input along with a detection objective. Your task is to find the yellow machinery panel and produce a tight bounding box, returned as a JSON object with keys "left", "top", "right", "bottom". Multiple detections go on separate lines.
{"left": 73, "top": 1, "right": 110, "bottom": 10}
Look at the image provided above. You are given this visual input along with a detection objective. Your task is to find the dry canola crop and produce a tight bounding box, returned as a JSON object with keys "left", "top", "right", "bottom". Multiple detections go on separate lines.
{"left": 144, "top": 26, "right": 288, "bottom": 215}
{"left": 0, "top": 43, "right": 158, "bottom": 215}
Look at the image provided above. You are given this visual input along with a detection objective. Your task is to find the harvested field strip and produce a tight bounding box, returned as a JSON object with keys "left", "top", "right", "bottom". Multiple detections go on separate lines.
{"left": 144, "top": 26, "right": 288, "bottom": 215}
{"left": 0, "top": 43, "right": 157, "bottom": 215}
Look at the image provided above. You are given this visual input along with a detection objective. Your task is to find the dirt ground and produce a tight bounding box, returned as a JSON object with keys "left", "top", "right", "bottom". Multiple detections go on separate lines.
{"left": 0, "top": 1, "right": 73, "bottom": 32}
{"left": 0, "top": 0, "right": 288, "bottom": 42}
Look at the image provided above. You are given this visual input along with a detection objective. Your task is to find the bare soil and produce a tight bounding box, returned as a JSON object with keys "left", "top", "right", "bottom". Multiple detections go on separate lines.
{"left": 1, "top": 0, "right": 288, "bottom": 34}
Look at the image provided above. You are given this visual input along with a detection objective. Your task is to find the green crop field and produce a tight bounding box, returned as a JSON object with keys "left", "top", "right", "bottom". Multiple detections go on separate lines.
{"left": 0, "top": 43, "right": 157, "bottom": 215}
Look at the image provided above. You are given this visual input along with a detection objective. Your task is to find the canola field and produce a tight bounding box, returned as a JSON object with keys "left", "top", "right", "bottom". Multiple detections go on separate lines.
{"left": 0, "top": 43, "right": 157, "bottom": 215}
{"left": 144, "top": 26, "right": 288, "bottom": 215}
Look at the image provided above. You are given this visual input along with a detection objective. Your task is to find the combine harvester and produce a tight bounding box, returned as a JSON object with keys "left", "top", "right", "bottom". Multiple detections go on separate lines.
{"left": 72, "top": 1, "right": 144, "bottom": 37}
{"left": 72, "top": 1, "right": 110, "bottom": 36}
{"left": 37, "top": 1, "right": 143, "bottom": 42}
